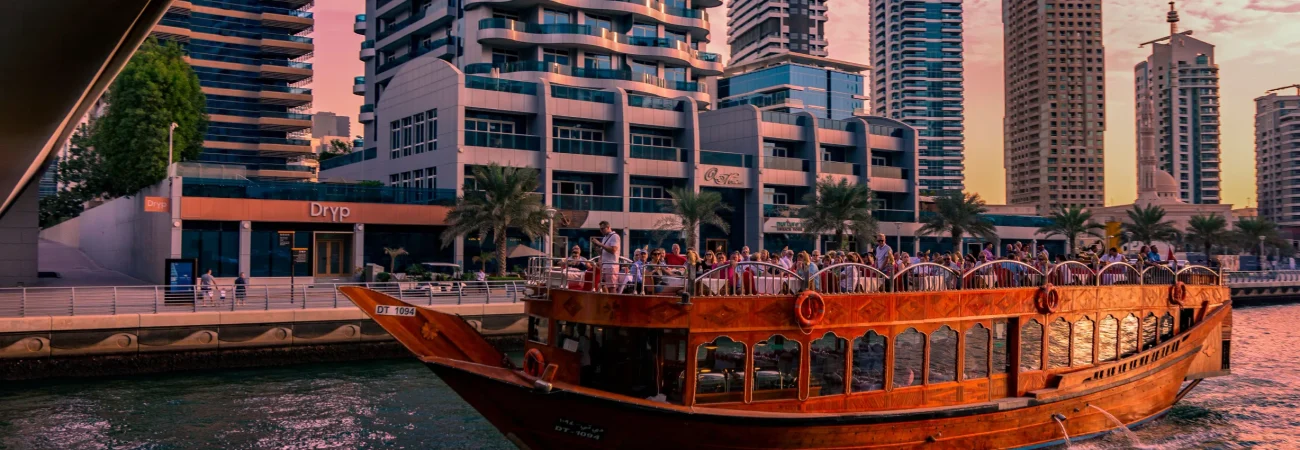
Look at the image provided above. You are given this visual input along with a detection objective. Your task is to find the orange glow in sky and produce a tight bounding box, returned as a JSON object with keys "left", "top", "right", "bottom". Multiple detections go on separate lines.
{"left": 311, "top": 0, "right": 1300, "bottom": 209}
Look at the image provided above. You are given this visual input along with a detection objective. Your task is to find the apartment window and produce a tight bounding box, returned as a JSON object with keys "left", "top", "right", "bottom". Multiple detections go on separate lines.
{"left": 543, "top": 48, "right": 570, "bottom": 66}
{"left": 492, "top": 49, "right": 519, "bottom": 65}
{"left": 492, "top": 11, "right": 519, "bottom": 21}
{"left": 553, "top": 122, "right": 605, "bottom": 142}
{"left": 402, "top": 117, "right": 413, "bottom": 157}
{"left": 542, "top": 9, "right": 570, "bottom": 24}
{"left": 389, "top": 120, "right": 401, "bottom": 159}
{"left": 585, "top": 52, "right": 613, "bottom": 70}
{"left": 553, "top": 180, "right": 593, "bottom": 195}
{"left": 414, "top": 113, "right": 426, "bottom": 154}
{"left": 631, "top": 185, "right": 666, "bottom": 198}
{"left": 632, "top": 23, "right": 657, "bottom": 38}
{"left": 584, "top": 14, "right": 612, "bottom": 31}
{"left": 629, "top": 59, "right": 657, "bottom": 78}
{"left": 631, "top": 133, "right": 673, "bottom": 147}
{"left": 664, "top": 66, "right": 686, "bottom": 82}
{"left": 466, "top": 117, "right": 517, "bottom": 134}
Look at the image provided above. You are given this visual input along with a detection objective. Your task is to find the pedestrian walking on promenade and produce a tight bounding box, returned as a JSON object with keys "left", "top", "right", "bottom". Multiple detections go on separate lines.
{"left": 235, "top": 272, "right": 248, "bottom": 306}
{"left": 199, "top": 269, "right": 216, "bottom": 307}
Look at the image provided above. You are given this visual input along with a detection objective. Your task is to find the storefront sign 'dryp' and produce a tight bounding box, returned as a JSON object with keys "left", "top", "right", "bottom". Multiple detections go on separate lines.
{"left": 309, "top": 202, "right": 351, "bottom": 222}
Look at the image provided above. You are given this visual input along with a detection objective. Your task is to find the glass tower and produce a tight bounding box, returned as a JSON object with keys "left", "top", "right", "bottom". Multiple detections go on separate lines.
{"left": 716, "top": 55, "right": 867, "bottom": 120}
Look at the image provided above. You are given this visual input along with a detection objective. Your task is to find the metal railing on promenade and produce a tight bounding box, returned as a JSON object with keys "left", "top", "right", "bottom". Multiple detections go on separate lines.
{"left": 0, "top": 281, "right": 527, "bottom": 318}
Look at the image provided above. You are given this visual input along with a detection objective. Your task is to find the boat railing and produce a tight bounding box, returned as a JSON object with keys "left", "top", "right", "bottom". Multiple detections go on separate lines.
{"left": 1176, "top": 266, "right": 1221, "bottom": 286}
{"left": 809, "top": 263, "right": 891, "bottom": 294}
{"left": 1097, "top": 262, "right": 1142, "bottom": 286}
{"left": 603, "top": 261, "right": 691, "bottom": 295}
{"left": 892, "top": 263, "right": 961, "bottom": 293}
{"left": 961, "top": 261, "right": 1045, "bottom": 290}
{"left": 1141, "top": 265, "right": 1176, "bottom": 285}
{"left": 694, "top": 262, "right": 802, "bottom": 297}
{"left": 1046, "top": 261, "right": 1096, "bottom": 286}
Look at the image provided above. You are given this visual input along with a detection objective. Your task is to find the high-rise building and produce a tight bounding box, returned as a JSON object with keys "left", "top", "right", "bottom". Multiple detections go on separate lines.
{"left": 870, "top": 0, "right": 965, "bottom": 196}
{"left": 1003, "top": 0, "right": 1106, "bottom": 214}
{"left": 1134, "top": 2, "right": 1220, "bottom": 204}
{"left": 726, "top": 0, "right": 829, "bottom": 65}
{"left": 1255, "top": 87, "right": 1300, "bottom": 227}
{"left": 152, "top": 1, "right": 316, "bottom": 180}
{"left": 356, "top": 0, "right": 725, "bottom": 157}
{"left": 716, "top": 54, "right": 868, "bottom": 121}
{"left": 312, "top": 112, "right": 352, "bottom": 139}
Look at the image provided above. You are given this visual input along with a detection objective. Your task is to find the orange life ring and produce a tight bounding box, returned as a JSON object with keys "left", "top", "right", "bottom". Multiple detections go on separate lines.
{"left": 1169, "top": 281, "right": 1188, "bottom": 305}
{"left": 795, "top": 290, "right": 826, "bottom": 328}
{"left": 523, "top": 348, "right": 546, "bottom": 377}
{"left": 1036, "top": 283, "right": 1060, "bottom": 314}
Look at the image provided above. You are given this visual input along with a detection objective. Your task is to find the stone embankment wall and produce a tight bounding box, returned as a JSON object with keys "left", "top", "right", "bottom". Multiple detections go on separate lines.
{"left": 0, "top": 304, "right": 524, "bottom": 380}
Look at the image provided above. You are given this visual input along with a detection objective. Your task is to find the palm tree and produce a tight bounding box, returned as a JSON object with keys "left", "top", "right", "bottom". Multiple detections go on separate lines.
{"left": 472, "top": 251, "right": 496, "bottom": 273}
{"left": 440, "top": 163, "right": 548, "bottom": 277}
{"left": 383, "top": 247, "right": 407, "bottom": 273}
{"left": 1185, "top": 214, "right": 1229, "bottom": 258}
{"left": 1036, "top": 206, "right": 1104, "bottom": 255}
{"left": 917, "top": 192, "right": 997, "bottom": 255}
{"left": 655, "top": 187, "right": 732, "bottom": 251}
{"left": 1233, "top": 217, "right": 1288, "bottom": 256}
{"left": 798, "top": 177, "right": 877, "bottom": 252}
{"left": 1121, "top": 204, "right": 1180, "bottom": 247}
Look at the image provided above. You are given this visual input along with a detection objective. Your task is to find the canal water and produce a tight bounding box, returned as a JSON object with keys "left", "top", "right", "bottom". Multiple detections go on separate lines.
{"left": 2, "top": 303, "right": 1299, "bottom": 449}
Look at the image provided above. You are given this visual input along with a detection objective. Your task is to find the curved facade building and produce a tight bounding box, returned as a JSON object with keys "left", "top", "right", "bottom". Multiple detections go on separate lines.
{"left": 870, "top": 0, "right": 964, "bottom": 197}
{"left": 357, "top": 0, "right": 723, "bottom": 154}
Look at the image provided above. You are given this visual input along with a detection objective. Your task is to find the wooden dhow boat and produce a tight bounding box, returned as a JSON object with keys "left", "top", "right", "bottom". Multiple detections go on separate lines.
{"left": 338, "top": 258, "right": 1231, "bottom": 449}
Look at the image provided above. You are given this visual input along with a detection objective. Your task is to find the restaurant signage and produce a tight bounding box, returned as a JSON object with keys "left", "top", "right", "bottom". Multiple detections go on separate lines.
{"left": 309, "top": 202, "right": 352, "bottom": 222}
{"left": 144, "top": 196, "right": 170, "bottom": 213}
{"left": 701, "top": 167, "right": 746, "bottom": 187}
{"left": 764, "top": 218, "right": 805, "bottom": 233}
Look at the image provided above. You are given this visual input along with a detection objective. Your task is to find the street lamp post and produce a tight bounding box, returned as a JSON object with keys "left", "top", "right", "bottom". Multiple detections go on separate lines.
{"left": 892, "top": 223, "right": 902, "bottom": 253}
{"left": 167, "top": 122, "right": 179, "bottom": 177}
{"left": 545, "top": 208, "right": 557, "bottom": 259}
{"left": 1259, "top": 235, "right": 1266, "bottom": 270}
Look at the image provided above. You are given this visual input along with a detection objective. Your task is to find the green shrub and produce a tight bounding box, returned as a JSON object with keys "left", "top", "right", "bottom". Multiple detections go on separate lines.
{"left": 376, "top": 272, "right": 392, "bottom": 282}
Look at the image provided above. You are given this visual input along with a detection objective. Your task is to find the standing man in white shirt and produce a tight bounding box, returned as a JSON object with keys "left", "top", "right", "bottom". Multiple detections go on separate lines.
{"left": 874, "top": 233, "right": 893, "bottom": 273}
{"left": 778, "top": 249, "right": 794, "bottom": 270}
{"left": 594, "top": 221, "right": 621, "bottom": 293}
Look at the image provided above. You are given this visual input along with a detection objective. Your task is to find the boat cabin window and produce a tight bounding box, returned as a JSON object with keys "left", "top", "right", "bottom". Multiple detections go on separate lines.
{"left": 661, "top": 329, "right": 689, "bottom": 403}
{"left": 810, "top": 332, "right": 847, "bottom": 396}
{"left": 696, "top": 336, "right": 745, "bottom": 404}
{"left": 1072, "top": 316, "right": 1095, "bottom": 366}
{"left": 893, "top": 328, "right": 924, "bottom": 388}
{"left": 1120, "top": 314, "right": 1140, "bottom": 358}
{"left": 1098, "top": 315, "right": 1119, "bottom": 362}
{"left": 964, "top": 324, "right": 990, "bottom": 380}
{"left": 554, "top": 322, "right": 673, "bottom": 401}
{"left": 1020, "top": 319, "right": 1043, "bottom": 372}
{"left": 992, "top": 319, "right": 1009, "bottom": 375}
{"left": 851, "top": 331, "right": 886, "bottom": 392}
{"left": 527, "top": 315, "right": 549, "bottom": 345}
{"left": 753, "top": 334, "right": 801, "bottom": 401}
{"left": 928, "top": 326, "right": 958, "bottom": 384}
{"left": 1048, "top": 318, "right": 1070, "bottom": 369}
{"left": 1141, "top": 313, "right": 1159, "bottom": 350}
{"left": 1159, "top": 313, "right": 1175, "bottom": 341}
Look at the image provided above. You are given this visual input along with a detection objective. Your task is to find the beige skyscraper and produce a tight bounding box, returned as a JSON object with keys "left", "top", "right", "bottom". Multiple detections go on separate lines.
{"left": 1003, "top": 0, "right": 1106, "bottom": 214}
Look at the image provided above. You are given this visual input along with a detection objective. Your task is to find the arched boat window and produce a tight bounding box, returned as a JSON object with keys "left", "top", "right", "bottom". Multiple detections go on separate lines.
{"left": 1019, "top": 319, "right": 1043, "bottom": 372}
{"left": 527, "top": 315, "right": 549, "bottom": 345}
{"left": 1048, "top": 318, "right": 1071, "bottom": 369}
{"left": 695, "top": 337, "right": 746, "bottom": 404}
{"left": 928, "top": 325, "right": 958, "bottom": 384}
{"left": 1120, "top": 314, "right": 1140, "bottom": 358}
{"left": 1159, "top": 313, "right": 1175, "bottom": 341}
{"left": 992, "top": 319, "right": 1010, "bottom": 375}
{"left": 893, "top": 328, "right": 925, "bottom": 388}
{"left": 964, "top": 324, "right": 990, "bottom": 380}
{"left": 1098, "top": 315, "right": 1119, "bottom": 362}
{"left": 1072, "top": 316, "right": 1095, "bottom": 367}
{"left": 810, "top": 332, "right": 847, "bottom": 397}
{"left": 851, "top": 331, "right": 887, "bottom": 392}
{"left": 753, "top": 334, "right": 801, "bottom": 401}
{"left": 1141, "top": 313, "right": 1159, "bottom": 351}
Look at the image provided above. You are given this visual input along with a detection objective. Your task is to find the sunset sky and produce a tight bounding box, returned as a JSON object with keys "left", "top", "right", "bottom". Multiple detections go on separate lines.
{"left": 310, "top": 0, "right": 1300, "bottom": 208}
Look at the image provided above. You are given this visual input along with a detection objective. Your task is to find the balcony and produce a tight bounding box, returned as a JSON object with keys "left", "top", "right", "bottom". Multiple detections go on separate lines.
{"left": 870, "top": 165, "right": 906, "bottom": 179}
{"left": 465, "top": 131, "right": 542, "bottom": 151}
{"left": 359, "top": 104, "right": 374, "bottom": 123}
{"left": 630, "top": 197, "right": 674, "bottom": 213}
{"left": 699, "top": 150, "right": 753, "bottom": 168}
{"left": 353, "top": 76, "right": 365, "bottom": 95}
{"left": 764, "top": 156, "right": 810, "bottom": 172}
{"left": 466, "top": 76, "right": 538, "bottom": 95}
{"left": 182, "top": 177, "right": 456, "bottom": 206}
{"left": 552, "top": 138, "right": 618, "bottom": 157}
{"left": 628, "top": 94, "right": 683, "bottom": 111}
{"left": 319, "top": 148, "right": 379, "bottom": 171}
{"left": 475, "top": 19, "right": 721, "bottom": 72}
{"left": 376, "top": 37, "right": 457, "bottom": 74}
{"left": 820, "top": 161, "right": 860, "bottom": 176}
{"left": 630, "top": 145, "right": 687, "bottom": 162}
{"left": 463, "top": 61, "right": 705, "bottom": 93}
{"left": 872, "top": 209, "right": 916, "bottom": 222}
{"left": 360, "top": 40, "right": 375, "bottom": 60}
{"left": 552, "top": 85, "right": 615, "bottom": 103}
{"left": 763, "top": 204, "right": 805, "bottom": 218}
{"left": 354, "top": 14, "right": 367, "bottom": 34}
{"left": 553, "top": 194, "right": 622, "bottom": 211}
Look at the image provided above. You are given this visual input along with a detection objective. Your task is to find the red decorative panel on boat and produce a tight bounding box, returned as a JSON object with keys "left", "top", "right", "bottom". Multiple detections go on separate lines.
{"left": 926, "top": 293, "right": 961, "bottom": 320}
{"left": 753, "top": 299, "right": 795, "bottom": 327}
{"left": 695, "top": 300, "right": 751, "bottom": 330}
{"left": 962, "top": 293, "right": 994, "bottom": 316}
{"left": 854, "top": 297, "right": 890, "bottom": 323}
{"left": 962, "top": 379, "right": 990, "bottom": 402}
{"left": 639, "top": 301, "right": 690, "bottom": 325}
{"left": 890, "top": 388, "right": 924, "bottom": 409}
{"left": 924, "top": 384, "right": 960, "bottom": 406}
{"left": 895, "top": 295, "right": 926, "bottom": 322}
{"left": 822, "top": 296, "right": 851, "bottom": 325}
{"left": 1068, "top": 288, "right": 1099, "bottom": 311}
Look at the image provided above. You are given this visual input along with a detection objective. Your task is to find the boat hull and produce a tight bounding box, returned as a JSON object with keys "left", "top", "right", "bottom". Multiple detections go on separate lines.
{"left": 426, "top": 345, "right": 1196, "bottom": 450}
